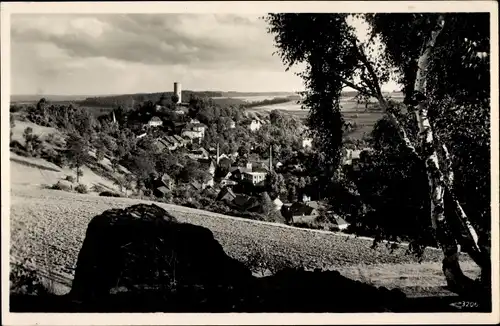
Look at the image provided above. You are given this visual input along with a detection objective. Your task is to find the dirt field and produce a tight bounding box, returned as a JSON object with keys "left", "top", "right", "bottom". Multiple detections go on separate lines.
{"left": 9, "top": 180, "right": 480, "bottom": 297}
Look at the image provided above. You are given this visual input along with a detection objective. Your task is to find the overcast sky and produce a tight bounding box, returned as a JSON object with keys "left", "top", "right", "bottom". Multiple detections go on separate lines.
{"left": 11, "top": 13, "right": 399, "bottom": 96}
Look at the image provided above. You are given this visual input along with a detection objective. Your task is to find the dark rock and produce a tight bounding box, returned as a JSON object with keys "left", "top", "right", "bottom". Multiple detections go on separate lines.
{"left": 69, "top": 204, "right": 252, "bottom": 301}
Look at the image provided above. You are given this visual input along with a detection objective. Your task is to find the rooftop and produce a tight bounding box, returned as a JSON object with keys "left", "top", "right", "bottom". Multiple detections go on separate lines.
{"left": 243, "top": 171, "right": 267, "bottom": 176}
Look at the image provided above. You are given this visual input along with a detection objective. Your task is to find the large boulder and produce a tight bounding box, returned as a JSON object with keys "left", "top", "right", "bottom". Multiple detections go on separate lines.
{"left": 69, "top": 204, "right": 252, "bottom": 301}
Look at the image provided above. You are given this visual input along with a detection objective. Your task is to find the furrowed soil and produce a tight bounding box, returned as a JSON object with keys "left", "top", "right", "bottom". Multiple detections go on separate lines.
{"left": 9, "top": 181, "right": 480, "bottom": 298}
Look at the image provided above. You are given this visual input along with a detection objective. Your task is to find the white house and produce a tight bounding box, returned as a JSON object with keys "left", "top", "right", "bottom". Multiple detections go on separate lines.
{"left": 229, "top": 119, "right": 236, "bottom": 129}
{"left": 243, "top": 171, "right": 267, "bottom": 185}
{"left": 182, "top": 129, "right": 204, "bottom": 142}
{"left": 136, "top": 132, "right": 147, "bottom": 139}
{"left": 148, "top": 116, "right": 163, "bottom": 127}
{"left": 192, "top": 123, "right": 206, "bottom": 138}
{"left": 249, "top": 119, "right": 262, "bottom": 132}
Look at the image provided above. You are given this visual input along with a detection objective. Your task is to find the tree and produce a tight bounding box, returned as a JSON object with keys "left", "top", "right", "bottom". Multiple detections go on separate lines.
{"left": 114, "top": 175, "right": 126, "bottom": 193}
{"left": 22, "top": 127, "right": 43, "bottom": 157}
{"left": 259, "top": 192, "right": 282, "bottom": 223}
{"left": 65, "top": 133, "right": 90, "bottom": 183}
{"left": 171, "top": 94, "right": 180, "bottom": 104}
{"left": 266, "top": 171, "right": 287, "bottom": 199}
{"left": 266, "top": 13, "right": 490, "bottom": 297}
{"left": 124, "top": 174, "right": 135, "bottom": 195}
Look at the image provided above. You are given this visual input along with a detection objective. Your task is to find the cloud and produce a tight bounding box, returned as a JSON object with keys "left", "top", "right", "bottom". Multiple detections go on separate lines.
{"left": 11, "top": 13, "right": 282, "bottom": 70}
{"left": 11, "top": 13, "right": 301, "bottom": 95}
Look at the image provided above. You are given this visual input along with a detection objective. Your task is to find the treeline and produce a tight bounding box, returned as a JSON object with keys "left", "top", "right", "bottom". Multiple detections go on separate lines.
{"left": 78, "top": 91, "right": 225, "bottom": 108}
{"left": 242, "top": 96, "right": 301, "bottom": 109}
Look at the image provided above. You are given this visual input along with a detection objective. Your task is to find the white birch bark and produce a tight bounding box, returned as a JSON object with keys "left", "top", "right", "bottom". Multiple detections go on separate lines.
{"left": 414, "top": 16, "right": 453, "bottom": 247}
{"left": 412, "top": 16, "right": 479, "bottom": 293}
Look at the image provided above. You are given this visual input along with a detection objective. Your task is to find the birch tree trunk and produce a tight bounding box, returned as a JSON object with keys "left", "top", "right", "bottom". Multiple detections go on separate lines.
{"left": 440, "top": 142, "right": 491, "bottom": 288}
{"left": 412, "top": 16, "right": 478, "bottom": 294}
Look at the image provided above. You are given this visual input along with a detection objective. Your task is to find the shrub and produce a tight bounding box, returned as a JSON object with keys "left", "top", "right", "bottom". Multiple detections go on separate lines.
{"left": 65, "top": 175, "right": 75, "bottom": 183}
{"left": 50, "top": 181, "right": 72, "bottom": 191}
{"left": 10, "top": 263, "right": 50, "bottom": 296}
{"left": 75, "top": 184, "right": 88, "bottom": 194}
{"left": 100, "top": 191, "right": 122, "bottom": 197}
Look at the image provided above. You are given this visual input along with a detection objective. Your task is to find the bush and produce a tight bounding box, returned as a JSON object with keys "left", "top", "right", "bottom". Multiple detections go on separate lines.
{"left": 50, "top": 181, "right": 72, "bottom": 191}
{"left": 10, "top": 263, "right": 50, "bottom": 296}
{"left": 65, "top": 175, "right": 75, "bottom": 183}
{"left": 100, "top": 191, "right": 122, "bottom": 197}
{"left": 75, "top": 184, "right": 88, "bottom": 194}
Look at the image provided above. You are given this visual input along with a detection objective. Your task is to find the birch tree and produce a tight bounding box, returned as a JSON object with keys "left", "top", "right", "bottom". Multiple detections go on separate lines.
{"left": 266, "top": 13, "right": 490, "bottom": 296}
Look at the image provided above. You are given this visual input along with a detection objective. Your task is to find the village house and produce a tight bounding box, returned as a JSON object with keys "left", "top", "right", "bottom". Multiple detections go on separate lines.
{"left": 198, "top": 158, "right": 216, "bottom": 176}
{"left": 229, "top": 164, "right": 252, "bottom": 180}
{"left": 243, "top": 171, "right": 267, "bottom": 186}
{"left": 187, "top": 147, "right": 210, "bottom": 160}
{"left": 229, "top": 119, "right": 236, "bottom": 129}
{"left": 153, "top": 174, "right": 174, "bottom": 198}
{"left": 181, "top": 129, "right": 204, "bottom": 143}
{"left": 330, "top": 215, "right": 350, "bottom": 231}
{"left": 249, "top": 119, "right": 262, "bottom": 132}
{"left": 230, "top": 194, "right": 261, "bottom": 212}
{"left": 221, "top": 178, "right": 238, "bottom": 187}
{"left": 282, "top": 202, "right": 319, "bottom": 225}
{"left": 217, "top": 186, "right": 237, "bottom": 202}
{"left": 148, "top": 116, "right": 163, "bottom": 127}
{"left": 342, "top": 148, "right": 373, "bottom": 171}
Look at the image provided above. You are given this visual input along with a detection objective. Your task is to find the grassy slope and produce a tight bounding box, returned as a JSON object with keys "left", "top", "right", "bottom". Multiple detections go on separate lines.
{"left": 10, "top": 119, "right": 127, "bottom": 193}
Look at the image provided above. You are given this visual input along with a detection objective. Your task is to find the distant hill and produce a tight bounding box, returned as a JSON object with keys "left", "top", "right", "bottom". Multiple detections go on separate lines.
{"left": 220, "top": 91, "right": 299, "bottom": 97}
{"left": 11, "top": 95, "right": 91, "bottom": 103}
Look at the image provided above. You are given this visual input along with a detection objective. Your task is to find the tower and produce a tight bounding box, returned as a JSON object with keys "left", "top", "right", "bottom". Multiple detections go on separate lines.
{"left": 174, "top": 82, "right": 182, "bottom": 104}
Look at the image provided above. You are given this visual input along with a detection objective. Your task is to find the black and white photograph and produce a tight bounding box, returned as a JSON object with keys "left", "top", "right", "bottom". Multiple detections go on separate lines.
{"left": 1, "top": 1, "right": 498, "bottom": 324}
